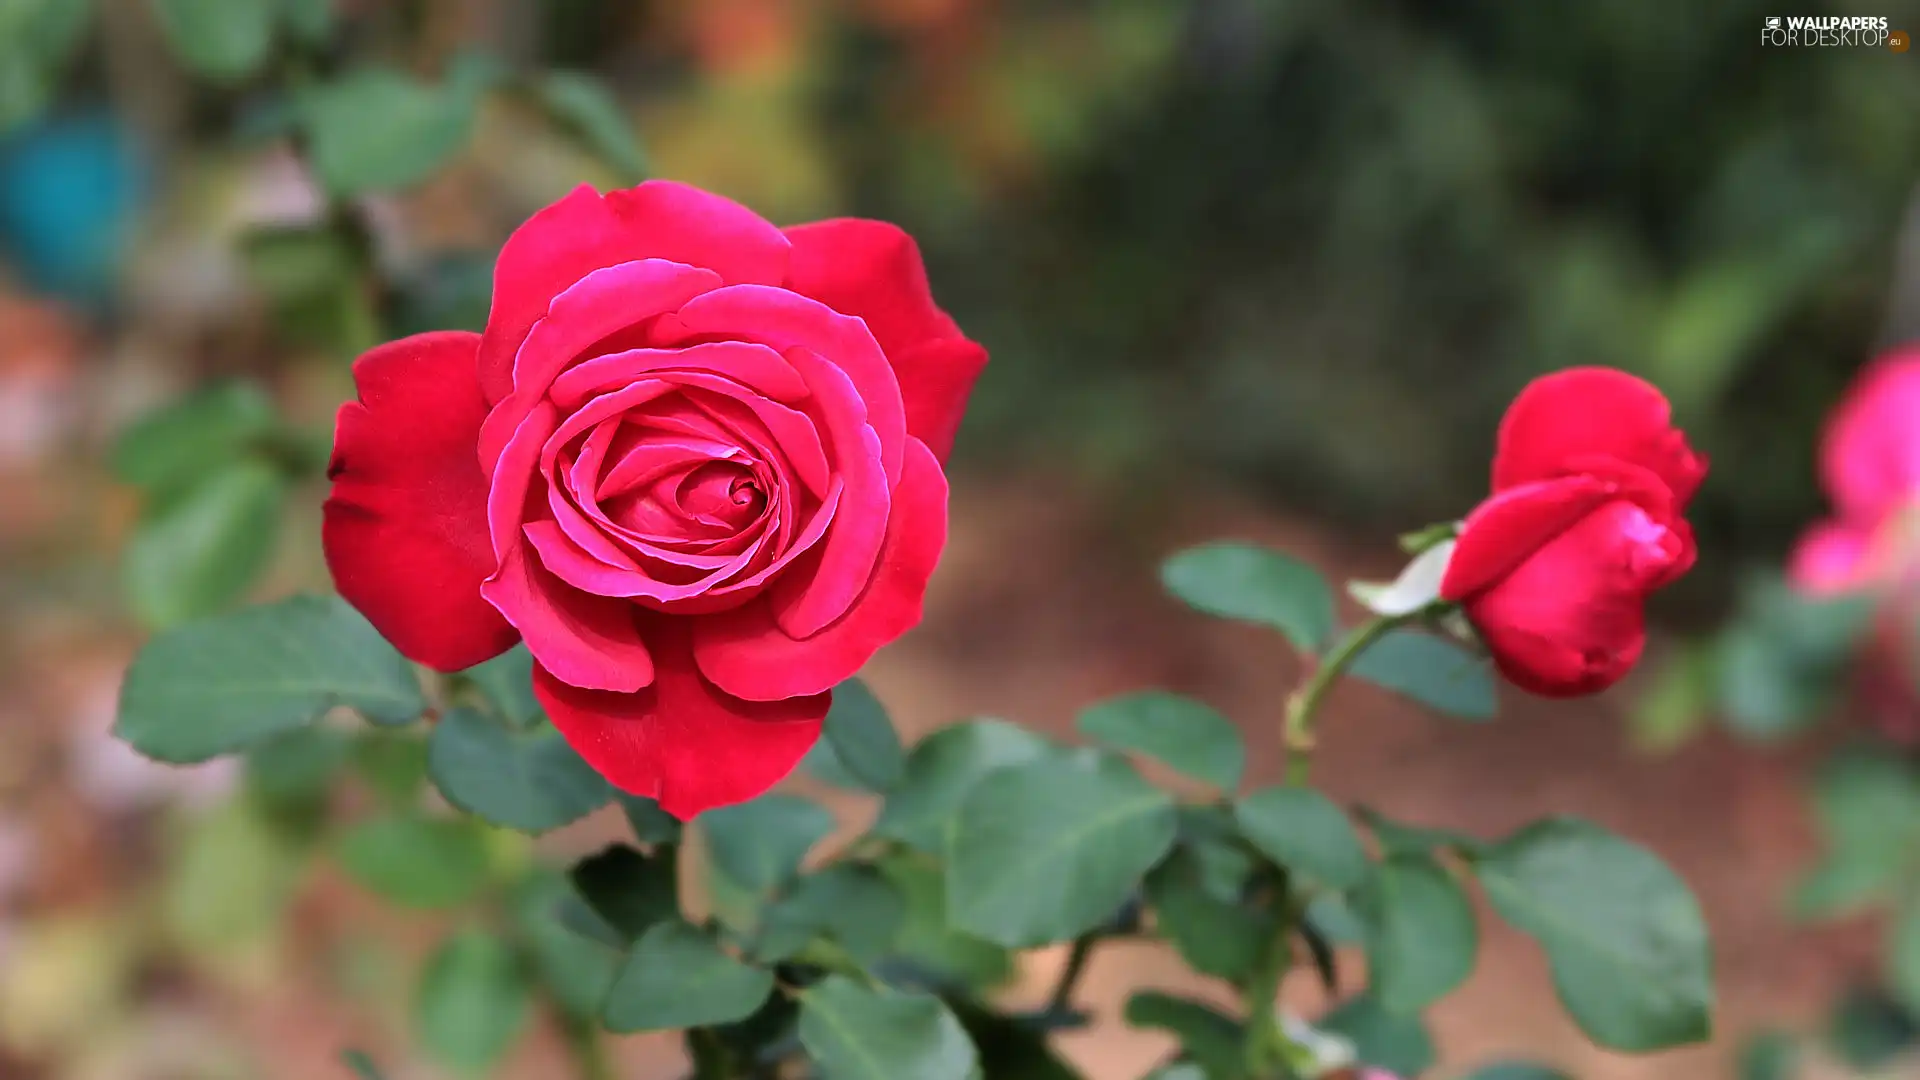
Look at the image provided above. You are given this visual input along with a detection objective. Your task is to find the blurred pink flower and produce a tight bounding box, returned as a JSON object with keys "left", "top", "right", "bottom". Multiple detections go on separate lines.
{"left": 1789, "top": 345, "right": 1920, "bottom": 593}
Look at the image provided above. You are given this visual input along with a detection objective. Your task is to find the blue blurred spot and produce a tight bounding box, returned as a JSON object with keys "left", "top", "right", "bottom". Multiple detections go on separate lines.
{"left": 0, "top": 112, "right": 146, "bottom": 303}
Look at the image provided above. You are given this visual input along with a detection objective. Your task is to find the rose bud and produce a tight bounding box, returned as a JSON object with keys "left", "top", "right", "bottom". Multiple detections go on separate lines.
{"left": 1439, "top": 368, "right": 1707, "bottom": 697}
{"left": 323, "top": 181, "right": 986, "bottom": 818}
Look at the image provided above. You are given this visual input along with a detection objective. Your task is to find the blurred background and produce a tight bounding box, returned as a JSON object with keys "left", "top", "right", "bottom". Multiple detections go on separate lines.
{"left": 5, "top": 0, "right": 1920, "bottom": 1077}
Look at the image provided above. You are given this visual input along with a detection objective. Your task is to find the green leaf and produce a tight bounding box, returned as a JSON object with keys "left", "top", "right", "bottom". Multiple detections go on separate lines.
{"left": 755, "top": 863, "right": 906, "bottom": 963}
{"left": 568, "top": 843, "right": 678, "bottom": 942}
{"left": 820, "top": 679, "right": 906, "bottom": 792}
{"left": 337, "top": 814, "right": 490, "bottom": 909}
{"left": 1161, "top": 541, "right": 1335, "bottom": 652}
{"left": 512, "top": 873, "right": 618, "bottom": 1020}
{"left": 1354, "top": 854, "right": 1478, "bottom": 1013}
{"left": 339, "top": 1050, "right": 386, "bottom": 1080}
{"left": 1076, "top": 691, "right": 1245, "bottom": 791}
{"left": 302, "top": 69, "right": 477, "bottom": 196}
{"left": 1793, "top": 748, "right": 1920, "bottom": 919}
{"left": 1304, "top": 892, "right": 1368, "bottom": 947}
{"left": 242, "top": 226, "right": 359, "bottom": 305}
{"left": 700, "top": 794, "right": 833, "bottom": 894}
{"left": 875, "top": 719, "right": 1057, "bottom": 852}
{"left": 1123, "top": 992, "right": 1246, "bottom": 1080}
{"left": 116, "top": 595, "right": 425, "bottom": 762}
{"left": 876, "top": 856, "right": 1015, "bottom": 991}
{"left": 619, "top": 793, "right": 682, "bottom": 847}
{"left": 949, "top": 1000, "right": 1086, "bottom": 1080}
{"left": 111, "top": 383, "right": 279, "bottom": 497}
{"left": 1628, "top": 643, "right": 1714, "bottom": 754}
{"left": 243, "top": 725, "right": 351, "bottom": 808}
{"left": 1348, "top": 629, "right": 1497, "bottom": 721}
{"left": 414, "top": 930, "right": 531, "bottom": 1073}
{"left": 1475, "top": 817, "right": 1713, "bottom": 1051}
{"left": 161, "top": 800, "right": 301, "bottom": 950}
{"left": 602, "top": 921, "right": 773, "bottom": 1032}
{"left": 278, "top": 0, "right": 333, "bottom": 45}
{"left": 1233, "top": 786, "right": 1368, "bottom": 889}
{"left": 150, "top": 0, "right": 273, "bottom": 81}
{"left": 427, "top": 706, "right": 612, "bottom": 832}
{"left": 798, "top": 976, "right": 979, "bottom": 1080}
{"left": 1737, "top": 1030, "right": 1798, "bottom": 1080}
{"left": 1459, "top": 1065, "right": 1573, "bottom": 1080}
{"left": 948, "top": 754, "right": 1177, "bottom": 946}
{"left": 536, "top": 71, "right": 648, "bottom": 183}
{"left": 1892, "top": 894, "right": 1920, "bottom": 1017}
{"left": 1827, "top": 987, "right": 1919, "bottom": 1069}
{"left": 1144, "top": 845, "right": 1273, "bottom": 980}
{"left": 1717, "top": 581, "right": 1873, "bottom": 741}
{"left": 1362, "top": 808, "right": 1483, "bottom": 858}
{"left": 351, "top": 730, "right": 429, "bottom": 804}
{"left": 0, "top": 1, "right": 93, "bottom": 134}
{"left": 459, "top": 645, "right": 541, "bottom": 728}
{"left": 122, "top": 460, "right": 286, "bottom": 628}
{"left": 1319, "top": 994, "right": 1435, "bottom": 1077}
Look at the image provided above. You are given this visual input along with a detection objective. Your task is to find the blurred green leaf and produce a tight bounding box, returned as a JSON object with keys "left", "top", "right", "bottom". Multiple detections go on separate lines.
{"left": 820, "top": 678, "right": 905, "bottom": 792}
{"left": 302, "top": 69, "right": 476, "bottom": 196}
{"left": 568, "top": 843, "right": 678, "bottom": 942}
{"left": 1354, "top": 854, "right": 1477, "bottom": 1013}
{"left": 414, "top": 930, "right": 531, "bottom": 1074}
{"left": 0, "top": 0, "right": 93, "bottom": 133}
{"left": 755, "top": 863, "right": 906, "bottom": 964}
{"left": 162, "top": 800, "right": 301, "bottom": 950}
{"left": 1717, "top": 581, "right": 1873, "bottom": 742}
{"left": 116, "top": 595, "right": 425, "bottom": 762}
{"left": 1161, "top": 541, "right": 1335, "bottom": 653}
{"left": 1076, "top": 691, "right": 1245, "bottom": 791}
{"left": 337, "top": 814, "right": 490, "bottom": 909}
{"left": 874, "top": 719, "right": 1056, "bottom": 852}
{"left": 339, "top": 1050, "right": 386, "bottom": 1080}
{"left": 427, "top": 706, "right": 612, "bottom": 832}
{"left": 512, "top": 872, "right": 619, "bottom": 1021}
{"left": 949, "top": 999, "right": 1087, "bottom": 1080}
{"left": 1234, "top": 786, "right": 1367, "bottom": 890}
{"left": 111, "top": 383, "right": 279, "bottom": 497}
{"left": 244, "top": 724, "right": 351, "bottom": 808}
{"left": 536, "top": 71, "right": 647, "bottom": 183}
{"left": 700, "top": 794, "right": 833, "bottom": 895}
{"left": 1476, "top": 817, "right": 1712, "bottom": 1051}
{"left": 1736, "top": 1029, "right": 1798, "bottom": 1080}
{"left": 1144, "top": 844, "right": 1273, "bottom": 980}
{"left": 242, "top": 226, "right": 358, "bottom": 303}
{"left": 948, "top": 753, "right": 1175, "bottom": 946}
{"left": 798, "top": 977, "right": 978, "bottom": 1080}
{"left": 876, "top": 855, "right": 1014, "bottom": 992}
{"left": 1348, "top": 629, "right": 1497, "bottom": 721}
{"left": 1123, "top": 992, "right": 1246, "bottom": 1080}
{"left": 150, "top": 0, "right": 273, "bottom": 82}
{"left": 1826, "top": 987, "right": 1918, "bottom": 1070}
{"left": 1891, "top": 890, "right": 1920, "bottom": 1016}
{"left": 1361, "top": 808, "right": 1482, "bottom": 859}
{"left": 619, "top": 793, "right": 681, "bottom": 847}
{"left": 351, "top": 729, "right": 428, "bottom": 806}
{"left": 1794, "top": 749, "right": 1920, "bottom": 919}
{"left": 1319, "top": 994, "right": 1435, "bottom": 1077}
{"left": 278, "top": 0, "right": 333, "bottom": 46}
{"left": 122, "top": 460, "right": 285, "bottom": 628}
{"left": 1630, "top": 643, "right": 1715, "bottom": 754}
{"left": 603, "top": 920, "right": 773, "bottom": 1033}
{"left": 458, "top": 645, "right": 541, "bottom": 728}
{"left": 1459, "top": 1065, "right": 1572, "bottom": 1080}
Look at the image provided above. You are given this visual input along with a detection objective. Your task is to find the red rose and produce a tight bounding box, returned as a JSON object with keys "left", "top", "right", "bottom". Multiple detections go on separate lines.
{"left": 1439, "top": 368, "right": 1707, "bottom": 697}
{"left": 1788, "top": 346, "right": 1920, "bottom": 594}
{"left": 322, "top": 181, "right": 986, "bottom": 818}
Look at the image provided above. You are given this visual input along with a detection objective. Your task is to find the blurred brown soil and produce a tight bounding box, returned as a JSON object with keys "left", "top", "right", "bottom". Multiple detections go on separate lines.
{"left": 0, "top": 466, "right": 1899, "bottom": 1080}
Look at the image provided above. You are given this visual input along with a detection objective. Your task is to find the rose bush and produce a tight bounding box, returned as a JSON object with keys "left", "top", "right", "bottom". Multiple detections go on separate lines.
{"left": 1439, "top": 367, "right": 1707, "bottom": 696}
{"left": 322, "top": 180, "right": 986, "bottom": 818}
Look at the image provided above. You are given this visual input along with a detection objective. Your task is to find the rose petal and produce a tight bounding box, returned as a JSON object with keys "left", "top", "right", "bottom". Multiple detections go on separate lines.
{"left": 549, "top": 341, "right": 809, "bottom": 411}
{"left": 323, "top": 331, "right": 518, "bottom": 671}
{"left": 534, "top": 622, "right": 825, "bottom": 820}
{"left": 1789, "top": 520, "right": 1874, "bottom": 595}
{"left": 477, "top": 183, "right": 787, "bottom": 403}
{"left": 1820, "top": 348, "right": 1920, "bottom": 524}
{"left": 1440, "top": 474, "right": 1615, "bottom": 601}
{"left": 1491, "top": 367, "right": 1707, "bottom": 506}
{"left": 695, "top": 436, "right": 947, "bottom": 700}
{"left": 480, "top": 544, "right": 654, "bottom": 692}
{"left": 783, "top": 219, "right": 986, "bottom": 462}
{"left": 663, "top": 284, "right": 907, "bottom": 485}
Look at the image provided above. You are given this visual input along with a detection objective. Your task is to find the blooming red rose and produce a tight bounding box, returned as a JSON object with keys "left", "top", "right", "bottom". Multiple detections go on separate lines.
{"left": 323, "top": 181, "right": 986, "bottom": 818}
{"left": 1439, "top": 368, "right": 1707, "bottom": 697}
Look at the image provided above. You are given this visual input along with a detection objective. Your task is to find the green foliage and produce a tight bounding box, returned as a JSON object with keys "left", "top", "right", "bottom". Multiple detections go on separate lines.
{"left": 116, "top": 595, "right": 424, "bottom": 762}
{"left": 122, "top": 460, "right": 286, "bottom": 627}
{"left": 876, "top": 855, "right": 1015, "bottom": 992}
{"left": 0, "top": 0, "right": 93, "bottom": 133}
{"left": 512, "top": 873, "right": 619, "bottom": 1021}
{"left": 568, "top": 844, "right": 678, "bottom": 943}
{"left": 874, "top": 719, "right": 1055, "bottom": 852}
{"left": 946, "top": 754, "right": 1176, "bottom": 946}
{"left": 1161, "top": 542, "right": 1335, "bottom": 653}
{"left": 1794, "top": 749, "right": 1920, "bottom": 919}
{"left": 162, "top": 799, "right": 302, "bottom": 950}
{"left": 700, "top": 794, "right": 834, "bottom": 895}
{"left": 111, "top": 382, "right": 282, "bottom": 498}
{"left": 1460, "top": 1065, "right": 1573, "bottom": 1080}
{"left": 1076, "top": 691, "right": 1246, "bottom": 791}
{"left": 149, "top": 0, "right": 274, "bottom": 82}
{"left": 301, "top": 68, "right": 480, "bottom": 196}
{"left": 819, "top": 679, "right": 906, "bottom": 793}
{"left": 1347, "top": 629, "right": 1498, "bottom": 721}
{"left": 1318, "top": 994, "right": 1436, "bottom": 1077}
{"left": 458, "top": 645, "right": 543, "bottom": 728}
{"left": 755, "top": 864, "right": 905, "bottom": 964}
{"left": 1476, "top": 818, "right": 1713, "bottom": 1051}
{"left": 620, "top": 793, "right": 683, "bottom": 847}
{"left": 337, "top": 814, "right": 491, "bottom": 909}
{"left": 1354, "top": 854, "right": 1478, "bottom": 1013}
{"left": 1715, "top": 581, "right": 1874, "bottom": 741}
{"left": 797, "top": 977, "right": 978, "bottom": 1080}
{"left": 1124, "top": 992, "right": 1246, "bottom": 1080}
{"left": 415, "top": 930, "right": 532, "bottom": 1073}
{"left": 603, "top": 921, "right": 773, "bottom": 1033}
{"left": 1145, "top": 844, "right": 1274, "bottom": 981}
{"left": 535, "top": 71, "right": 649, "bottom": 184}
{"left": 1233, "top": 786, "right": 1368, "bottom": 890}
{"left": 428, "top": 707, "right": 613, "bottom": 833}
{"left": 339, "top": 1050, "right": 387, "bottom": 1080}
